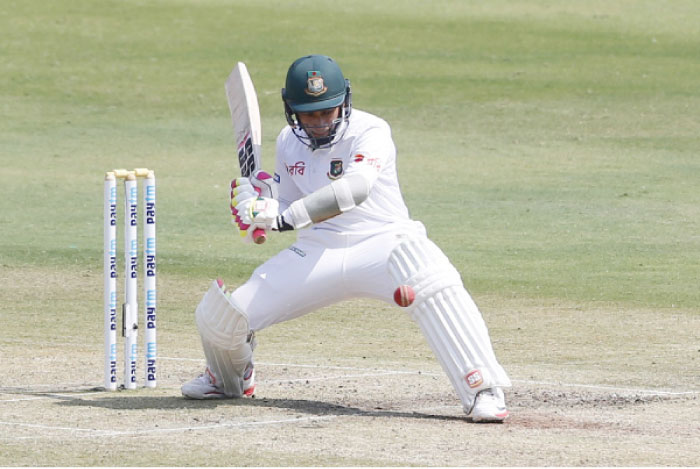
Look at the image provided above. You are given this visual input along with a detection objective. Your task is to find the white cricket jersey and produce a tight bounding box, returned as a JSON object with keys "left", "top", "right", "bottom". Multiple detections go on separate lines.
{"left": 274, "top": 109, "right": 410, "bottom": 234}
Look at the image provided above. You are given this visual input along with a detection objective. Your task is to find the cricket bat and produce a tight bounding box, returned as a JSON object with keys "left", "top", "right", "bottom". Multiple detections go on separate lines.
{"left": 225, "top": 62, "right": 266, "bottom": 244}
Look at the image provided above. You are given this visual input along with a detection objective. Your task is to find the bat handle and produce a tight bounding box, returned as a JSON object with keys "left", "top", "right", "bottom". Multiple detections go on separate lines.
{"left": 252, "top": 228, "right": 266, "bottom": 244}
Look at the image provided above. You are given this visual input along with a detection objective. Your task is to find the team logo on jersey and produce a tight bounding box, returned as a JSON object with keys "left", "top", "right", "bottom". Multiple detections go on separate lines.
{"left": 327, "top": 159, "right": 344, "bottom": 179}
{"left": 305, "top": 71, "right": 327, "bottom": 97}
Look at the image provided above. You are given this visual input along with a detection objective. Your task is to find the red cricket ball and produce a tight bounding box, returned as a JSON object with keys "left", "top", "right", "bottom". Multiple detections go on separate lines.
{"left": 393, "top": 285, "right": 415, "bottom": 307}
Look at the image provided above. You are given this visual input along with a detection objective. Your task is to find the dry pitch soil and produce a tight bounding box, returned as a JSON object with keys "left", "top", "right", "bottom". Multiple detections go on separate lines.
{"left": 1, "top": 270, "right": 698, "bottom": 466}
{"left": 1, "top": 357, "right": 698, "bottom": 466}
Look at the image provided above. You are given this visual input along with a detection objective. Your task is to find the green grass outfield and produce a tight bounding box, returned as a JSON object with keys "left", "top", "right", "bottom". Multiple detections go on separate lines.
{"left": 1, "top": 1, "right": 699, "bottom": 466}
{"left": 2, "top": 0, "right": 698, "bottom": 305}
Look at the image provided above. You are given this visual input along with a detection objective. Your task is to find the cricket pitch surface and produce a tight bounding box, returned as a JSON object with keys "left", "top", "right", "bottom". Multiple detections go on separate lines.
{"left": 2, "top": 346, "right": 698, "bottom": 466}
{"left": 1, "top": 273, "right": 698, "bottom": 466}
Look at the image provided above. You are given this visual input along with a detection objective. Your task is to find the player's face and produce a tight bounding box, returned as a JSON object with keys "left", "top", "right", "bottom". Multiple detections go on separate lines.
{"left": 297, "top": 107, "right": 341, "bottom": 138}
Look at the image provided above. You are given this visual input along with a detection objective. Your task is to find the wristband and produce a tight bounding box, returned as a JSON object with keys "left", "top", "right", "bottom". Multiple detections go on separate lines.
{"left": 275, "top": 215, "right": 295, "bottom": 232}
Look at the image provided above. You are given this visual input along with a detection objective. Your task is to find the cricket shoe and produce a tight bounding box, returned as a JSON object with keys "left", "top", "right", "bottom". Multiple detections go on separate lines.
{"left": 242, "top": 363, "right": 256, "bottom": 396}
{"left": 181, "top": 364, "right": 255, "bottom": 399}
{"left": 466, "top": 388, "right": 509, "bottom": 423}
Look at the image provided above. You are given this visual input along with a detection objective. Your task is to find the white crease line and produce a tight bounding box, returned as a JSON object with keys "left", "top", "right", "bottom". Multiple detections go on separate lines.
{"left": 0, "top": 415, "right": 338, "bottom": 440}
{"left": 0, "top": 403, "right": 461, "bottom": 441}
{"left": 513, "top": 379, "right": 699, "bottom": 396}
{"left": 0, "top": 384, "right": 96, "bottom": 391}
{"left": 263, "top": 370, "right": 418, "bottom": 384}
{"left": 105, "top": 415, "right": 337, "bottom": 436}
{"left": 0, "top": 371, "right": 420, "bottom": 400}
{"left": 0, "top": 391, "right": 104, "bottom": 403}
{"left": 415, "top": 404, "right": 463, "bottom": 413}
{"left": 3, "top": 359, "right": 697, "bottom": 400}
{"left": 165, "top": 356, "right": 700, "bottom": 396}
{"left": 1, "top": 396, "right": 51, "bottom": 403}
{"left": 157, "top": 356, "right": 202, "bottom": 362}
{"left": 160, "top": 356, "right": 435, "bottom": 375}
{"left": 0, "top": 421, "right": 96, "bottom": 434}
{"left": 257, "top": 361, "right": 436, "bottom": 374}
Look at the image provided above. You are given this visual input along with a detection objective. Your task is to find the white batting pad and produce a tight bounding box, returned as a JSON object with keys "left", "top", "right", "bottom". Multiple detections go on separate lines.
{"left": 195, "top": 280, "right": 256, "bottom": 397}
{"left": 388, "top": 237, "right": 511, "bottom": 411}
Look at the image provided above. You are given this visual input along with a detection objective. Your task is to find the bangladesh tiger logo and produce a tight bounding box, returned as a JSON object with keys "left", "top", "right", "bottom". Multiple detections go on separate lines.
{"left": 327, "top": 159, "right": 343, "bottom": 179}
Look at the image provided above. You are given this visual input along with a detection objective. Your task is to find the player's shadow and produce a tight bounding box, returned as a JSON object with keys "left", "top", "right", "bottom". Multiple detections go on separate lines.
{"left": 56, "top": 392, "right": 468, "bottom": 422}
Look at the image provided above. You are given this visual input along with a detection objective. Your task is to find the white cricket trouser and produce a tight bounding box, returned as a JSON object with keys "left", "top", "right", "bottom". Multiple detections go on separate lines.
{"left": 231, "top": 221, "right": 427, "bottom": 330}
{"left": 230, "top": 220, "right": 511, "bottom": 410}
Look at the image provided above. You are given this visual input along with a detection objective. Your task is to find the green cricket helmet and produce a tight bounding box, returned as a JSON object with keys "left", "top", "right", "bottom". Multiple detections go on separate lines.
{"left": 281, "top": 55, "right": 352, "bottom": 150}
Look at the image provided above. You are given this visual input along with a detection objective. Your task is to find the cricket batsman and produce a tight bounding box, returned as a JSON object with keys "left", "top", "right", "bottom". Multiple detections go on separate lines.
{"left": 182, "top": 54, "right": 512, "bottom": 422}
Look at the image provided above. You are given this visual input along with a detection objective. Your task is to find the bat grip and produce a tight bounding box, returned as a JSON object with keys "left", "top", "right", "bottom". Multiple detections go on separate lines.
{"left": 252, "top": 228, "right": 266, "bottom": 244}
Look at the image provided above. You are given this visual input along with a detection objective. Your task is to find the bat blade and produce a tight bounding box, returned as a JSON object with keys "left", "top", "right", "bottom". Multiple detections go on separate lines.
{"left": 225, "top": 62, "right": 266, "bottom": 243}
{"left": 225, "top": 62, "right": 262, "bottom": 177}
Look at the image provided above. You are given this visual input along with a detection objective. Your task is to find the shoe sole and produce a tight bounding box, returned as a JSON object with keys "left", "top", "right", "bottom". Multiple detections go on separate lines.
{"left": 181, "top": 387, "right": 254, "bottom": 399}
{"left": 468, "top": 409, "right": 509, "bottom": 423}
{"left": 181, "top": 391, "right": 229, "bottom": 400}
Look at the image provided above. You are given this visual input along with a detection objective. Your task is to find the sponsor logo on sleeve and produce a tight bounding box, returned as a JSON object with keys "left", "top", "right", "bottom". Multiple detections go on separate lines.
{"left": 352, "top": 153, "right": 381, "bottom": 171}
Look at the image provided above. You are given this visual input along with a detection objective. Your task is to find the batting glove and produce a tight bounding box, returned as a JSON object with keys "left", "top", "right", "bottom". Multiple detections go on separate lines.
{"left": 250, "top": 170, "right": 278, "bottom": 200}
{"left": 230, "top": 179, "right": 256, "bottom": 240}
{"left": 233, "top": 196, "right": 284, "bottom": 243}
{"left": 230, "top": 171, "right": 277, "bottom": 202}
{"left": 230, "top": 177, "right": 291, "bottom": 243}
